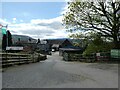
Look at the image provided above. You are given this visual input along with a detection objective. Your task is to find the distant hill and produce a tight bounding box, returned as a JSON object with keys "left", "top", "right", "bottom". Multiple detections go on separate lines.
{"left": 46, "top": 38, "right": 70, "bottom": 40}
{"left": 12, "top": 34, "right": 37, "bottom": 43}
{"left": 45, "top": 38, "right": 81, "bottom": 43}
{"left": 45, "top": 38, "right": 82, "bottom": 45}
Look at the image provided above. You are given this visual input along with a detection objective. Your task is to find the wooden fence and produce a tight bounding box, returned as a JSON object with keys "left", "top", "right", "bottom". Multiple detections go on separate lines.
{"left": 63, "top": 52, "right": 96, "bottom": 62}
{"left": 0, "top": 52, "right": 47, "bottom": 68}
{"left": 62, "top": 52, "right": 116, "bottom": 62}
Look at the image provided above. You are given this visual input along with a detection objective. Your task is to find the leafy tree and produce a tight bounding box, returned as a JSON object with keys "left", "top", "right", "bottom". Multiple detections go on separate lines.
{"left": 37, "top": 39, "right": 40, "bottom": 44}
{"left": 69, "top": 31, "right": 104, "bottom": 47}
{"left": 16, "top": 38, "right": 23, "bottom": 46}
{"left": 28, "top": 37, "right": 31, "bottom": 42}
{"left": 2, "top": 34, "right": 7, "bottom": 50}
{"left": 69, "top": 31, "right": 113, "bottom": 55}
{"left": 2, "top": 30, "right": 13, "bottom": 50}
{"left": 63, "top": 0, "right": 120, "bottom": 49}
{"left": 7, "top": 30, "right": 12, "bottom": 46}
{"left": 83, "top": 38, "right": 113, "bottom": 55}
{"left": 69, "top": 32, "right": 88, "bottom": 47}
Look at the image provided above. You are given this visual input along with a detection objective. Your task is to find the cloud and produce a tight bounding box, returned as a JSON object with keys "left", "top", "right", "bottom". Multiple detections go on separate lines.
{"left": 0, "top": 18, "right": 10, "bottom": 25}
{"left": 1, "top": 16, "right": 69, "bottom": 39}
{"left": 60, "top": 2, "right": 69, "bottom": 15}
{"left": 31, "top": 16, "right": 62, "bottom": 24}
{"left": 31, "top": 17, "right": 64, "bottom": 30}
{"left": 12, "top": 18, "right": 17, "bottom": 23}
{"left": 20, "top": 20, "right": 23, "bottom": 22}
{"left": 13, "top": 18, "right": 16, "bottom": 21}
{"left": 9, "top": 23, "right": 55, "bottom": 35}
{"left": 60, "top": 0, "right": 74, "bottom": 15}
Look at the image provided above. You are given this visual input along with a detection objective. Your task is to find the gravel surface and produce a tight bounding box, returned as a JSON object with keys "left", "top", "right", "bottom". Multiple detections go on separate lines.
{"left": 2, "top": 52, "right": 118, "bottom": 88}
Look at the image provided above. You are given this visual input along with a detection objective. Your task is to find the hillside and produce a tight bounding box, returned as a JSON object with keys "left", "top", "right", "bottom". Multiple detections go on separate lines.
{"left": 45, "top": 38, "right": 82, "bottom": 45}
{"left": 12, "top": 34, "right": 37, "bottom": 43}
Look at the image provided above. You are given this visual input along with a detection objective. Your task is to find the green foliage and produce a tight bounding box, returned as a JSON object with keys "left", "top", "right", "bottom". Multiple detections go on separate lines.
{"left": 69, "top": 31, "right": 106, "bottom": 48}
{"left": 63, "top": 0, "right": 120, "bottom": 49}
{"left": 2, "top": 30, "right": 13, "bottom": 50}
{"left": 69, "top": 33, "right": 83, "bottom": 39}
{"left": 83, "top": 37, "right": 114, "bottom": 56}
{"left": 7, "top": 30, "right": 13, "bottom": 46}
{"left": 0, "top": 41, "right": 2, "bottom": 50}
{"left": 2, "top": 34, "right": 7, "bottom": 50}
{"left": 73, "top": 42, "right": 80, "bottom": 47}
{"left": 69, "top": 31, "right": 114, "bottom": 56}
{"left": 69, "top": 32, "right": 87, "bottom": 47}
{"left": 0, "top": 36, "right": 2, "bottom": 50}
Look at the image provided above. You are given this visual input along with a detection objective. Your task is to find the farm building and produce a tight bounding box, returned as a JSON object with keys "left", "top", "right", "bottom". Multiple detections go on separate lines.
{"left": 45, "top": 39, "right": 73, "bottom": 51}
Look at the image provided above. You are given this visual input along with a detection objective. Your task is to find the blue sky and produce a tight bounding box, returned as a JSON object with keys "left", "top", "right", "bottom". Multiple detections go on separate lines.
{"left": 2, "top": 2, "right": 66, "bottom": 23}
{"left": 0, "top": 1, "right": 71, "bottom": 39}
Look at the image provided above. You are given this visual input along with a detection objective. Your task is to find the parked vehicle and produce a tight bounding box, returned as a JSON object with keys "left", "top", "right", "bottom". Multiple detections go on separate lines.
{"left": 52, "top": 49, "right": 55, "bottom": 52}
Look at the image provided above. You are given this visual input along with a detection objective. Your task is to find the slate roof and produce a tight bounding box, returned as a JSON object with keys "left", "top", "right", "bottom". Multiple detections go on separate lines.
{"left": 45, "top": 39, "right": 73, "bottom": 45}
{"left": 52, "top": 44, "right": 60, "bottom": 48}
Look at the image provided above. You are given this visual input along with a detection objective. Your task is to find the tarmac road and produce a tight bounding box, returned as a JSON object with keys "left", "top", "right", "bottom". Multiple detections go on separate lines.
{"left": 2, "top": 52, "right": 118, "bottom": 88}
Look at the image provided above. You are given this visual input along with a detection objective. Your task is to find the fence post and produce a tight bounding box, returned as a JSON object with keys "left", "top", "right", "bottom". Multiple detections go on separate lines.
{"left": 5, "top": 51, "right": 8, "bottom": 67}
{"left": 33, "top": 53, "right": 34, "bottom": 63}
{"left": 19, "top": 54, "right": 20, "bottom": 65}
{"left": 26, "top": 54, "right": 28, "bottom": 64}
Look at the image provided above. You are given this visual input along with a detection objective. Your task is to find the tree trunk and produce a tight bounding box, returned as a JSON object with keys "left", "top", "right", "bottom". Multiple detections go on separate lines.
{"left": 113, "top": 36, "right": 120, "bottom": 49}
{"left": 2, "top": 34, "right": 7, "bottom": 50}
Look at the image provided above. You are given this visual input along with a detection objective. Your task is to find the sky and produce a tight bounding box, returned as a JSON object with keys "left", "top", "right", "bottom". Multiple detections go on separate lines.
{"left": 0, "top": 0, "right": 71, "bottom": 39}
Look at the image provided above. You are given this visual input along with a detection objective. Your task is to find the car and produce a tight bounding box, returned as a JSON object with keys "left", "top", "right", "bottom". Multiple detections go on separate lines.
{"left": 52, "top": 49, "right": 55, "bottom": 52}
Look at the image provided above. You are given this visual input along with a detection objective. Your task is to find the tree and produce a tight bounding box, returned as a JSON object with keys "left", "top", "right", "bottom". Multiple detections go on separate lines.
{"left": 28, "top": 38, "right": 31, "bottom": 42}
{"left": 2, "top": 30, "right": 13, "bottom": 50}
{"left": 63, "top": 0, "right": 120, "bottom": 49}
{"left": 69, "top": 31, "right": 113, "bottom": 54}
{"left": 69, "top": 31, "right": 104, "bottom": 47}
{"left": 7, "top": 30, "right": 12, "bottom": 46}
{"left": 16, "top": 38, "right": 23, "bottom": 46}
{"left": 2, "top": 34, "right": 7, "bottom": 50}
{"left": 37, "top": 39, "right": 40, "bottom": 44}
{"left": 83, "top": 36, "right": 113, "bottom": 55}
{"left": 69, "top": 32, "right": 88, "bottom": 47}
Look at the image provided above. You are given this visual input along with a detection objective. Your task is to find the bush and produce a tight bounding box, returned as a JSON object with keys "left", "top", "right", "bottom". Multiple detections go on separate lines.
{"left": 83, "top": 41, "right": 113, "bottom": 56}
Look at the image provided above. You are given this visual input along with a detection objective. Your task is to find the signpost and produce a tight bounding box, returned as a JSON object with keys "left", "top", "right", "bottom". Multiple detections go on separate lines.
{"left": 6, "top": 46, "right": 23, "bottom": 51}
{"left": 111, "top": 49, "right": 120, "bottom": 59}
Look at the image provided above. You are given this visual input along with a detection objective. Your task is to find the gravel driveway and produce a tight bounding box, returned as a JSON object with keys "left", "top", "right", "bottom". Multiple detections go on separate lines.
{"left": 2, "top": 52, "right": 118, "bottom": 88}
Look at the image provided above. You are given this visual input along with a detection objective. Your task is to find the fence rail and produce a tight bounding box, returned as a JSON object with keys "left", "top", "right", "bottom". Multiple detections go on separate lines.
{"left": 63, "top": 52, "right": 96, "bottom": 62}
{"left": 0, "top": 52, "right": 47, "bottom": 68}
{"left": 62, "top": 52, "right": 120, "bottom": 63}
